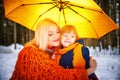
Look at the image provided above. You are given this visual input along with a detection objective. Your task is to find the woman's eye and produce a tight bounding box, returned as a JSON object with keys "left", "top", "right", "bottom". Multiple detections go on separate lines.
{"left": 48, "top": 34, "right": 53, "bottom": 36}
{"left": 57, "top": 31, "right": 60, "bottom": 33}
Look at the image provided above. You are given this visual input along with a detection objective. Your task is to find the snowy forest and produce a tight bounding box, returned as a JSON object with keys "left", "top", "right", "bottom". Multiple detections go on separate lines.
{"left": 0, "top": 0, "right": 120, "bottom": 80}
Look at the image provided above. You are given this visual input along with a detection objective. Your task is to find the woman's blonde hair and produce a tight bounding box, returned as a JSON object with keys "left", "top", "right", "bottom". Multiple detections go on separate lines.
{"left": 35, "top": 18, "right": 60, "bottom": 51}
{"left": 60, "top": 25, "right": 79, "bottom": 40}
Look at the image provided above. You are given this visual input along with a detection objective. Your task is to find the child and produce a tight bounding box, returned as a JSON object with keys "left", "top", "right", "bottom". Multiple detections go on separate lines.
{"left": 55, "top": 25, "right": 98, "bottom": 80}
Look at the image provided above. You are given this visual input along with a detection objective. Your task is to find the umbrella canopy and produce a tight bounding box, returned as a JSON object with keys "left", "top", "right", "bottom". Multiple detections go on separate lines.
{"left": 4, "top": 0, "right": 118, "bottom": 39}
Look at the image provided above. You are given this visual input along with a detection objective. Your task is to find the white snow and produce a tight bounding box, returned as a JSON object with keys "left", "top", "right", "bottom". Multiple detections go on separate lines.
{"left": 0, "top": 44, "right": 120, "bottom": 80}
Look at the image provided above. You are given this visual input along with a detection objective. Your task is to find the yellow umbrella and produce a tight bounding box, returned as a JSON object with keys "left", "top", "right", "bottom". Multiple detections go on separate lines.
{"left": 4, "top": 0, "right": 118, "bottom": 39}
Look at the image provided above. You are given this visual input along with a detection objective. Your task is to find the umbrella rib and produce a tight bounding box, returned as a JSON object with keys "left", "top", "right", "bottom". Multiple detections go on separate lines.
{"left": 23, "top": 2, "right": 56, "bottom": 6}
{"left": 6, "top": 2, "right": 56, "bottom": 16}
{"left": 63, "top": 9, "right": 67, "bottom": 24}
{"left": 90, "top": 23, "right": 100, "bottom": 38}
{"left": 31, "top": 5, "right": 57, "bottom": 30}
{"left": 68, "top": 3, "right": 103, "bottom": 13}
{"left": 66, "top": 5, "right": 91, "bottom": 22}
{"left": 66, "top": 5, "right": 100, "bottom": 38}
{"left": 58, "top": 11, "right": 61, "bottom": 25}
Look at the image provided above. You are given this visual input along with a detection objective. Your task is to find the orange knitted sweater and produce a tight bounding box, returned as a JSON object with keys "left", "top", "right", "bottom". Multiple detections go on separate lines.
{"left": 10, "top": 46, "right": 88, "bottom": 80}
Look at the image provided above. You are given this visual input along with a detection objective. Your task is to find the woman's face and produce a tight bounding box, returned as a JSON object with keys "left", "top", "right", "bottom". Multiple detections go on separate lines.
{"left": 61, "top": 32, "right": 76, "bottom": 47}
{"left": 47, "top": 25, "right": 60, "bottom": 47}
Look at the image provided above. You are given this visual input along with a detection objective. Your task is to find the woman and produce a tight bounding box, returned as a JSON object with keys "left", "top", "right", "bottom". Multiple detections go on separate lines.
{"left": 10, "top": 18, "right": 97, "bottom": 80}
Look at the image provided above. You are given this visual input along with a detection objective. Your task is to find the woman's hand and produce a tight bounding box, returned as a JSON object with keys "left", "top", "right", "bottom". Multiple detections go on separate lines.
{"left": 87, "top": 57, "right": 97, "bottom": 75}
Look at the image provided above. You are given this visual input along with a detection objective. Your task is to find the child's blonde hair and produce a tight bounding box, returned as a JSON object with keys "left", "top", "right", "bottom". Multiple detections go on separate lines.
{"left": 60, "top": 25, "right": 79, "bottom": 40}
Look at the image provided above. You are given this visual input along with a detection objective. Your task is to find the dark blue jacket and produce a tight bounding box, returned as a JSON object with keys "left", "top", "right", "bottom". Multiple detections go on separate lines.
{"left": 59, "top": 39, "right": 98, "bottom": 80}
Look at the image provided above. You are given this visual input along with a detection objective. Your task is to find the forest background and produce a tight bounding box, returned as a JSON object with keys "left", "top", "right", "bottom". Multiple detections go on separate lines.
{"left": 0, "top": 0, "right": 119, "bottom": 50}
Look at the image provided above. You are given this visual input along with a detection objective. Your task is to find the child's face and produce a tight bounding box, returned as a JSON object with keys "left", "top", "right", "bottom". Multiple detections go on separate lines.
{"left": 61, "top": 32, "right": 76, "bottom": 47}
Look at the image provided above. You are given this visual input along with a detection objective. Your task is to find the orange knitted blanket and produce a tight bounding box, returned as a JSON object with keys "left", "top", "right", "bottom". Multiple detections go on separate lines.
{"left": 10, "top": 46, "right": 88, "bottom": 80}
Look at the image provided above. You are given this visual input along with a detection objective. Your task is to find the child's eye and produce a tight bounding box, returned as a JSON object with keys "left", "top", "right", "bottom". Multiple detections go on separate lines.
{"left": 71, "top": 36, "right": 74, "bottom": 38}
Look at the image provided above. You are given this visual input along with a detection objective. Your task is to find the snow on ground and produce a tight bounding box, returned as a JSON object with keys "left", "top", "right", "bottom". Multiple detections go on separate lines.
{"left": 0, "top": 44, "right": 120, "bottom": 80}
{"left": 89, "top": 46, "right": 120, "bottom": 80}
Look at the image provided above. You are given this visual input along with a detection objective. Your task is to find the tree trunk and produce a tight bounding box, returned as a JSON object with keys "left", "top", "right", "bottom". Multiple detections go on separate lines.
{"left": 13, "top": 22, "right": 17, "bottom": 49}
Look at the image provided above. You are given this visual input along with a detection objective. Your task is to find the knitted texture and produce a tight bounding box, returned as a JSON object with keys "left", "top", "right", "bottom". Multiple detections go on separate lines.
{"left": 10, "top": 46, "right": 88, "bottom": 80}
